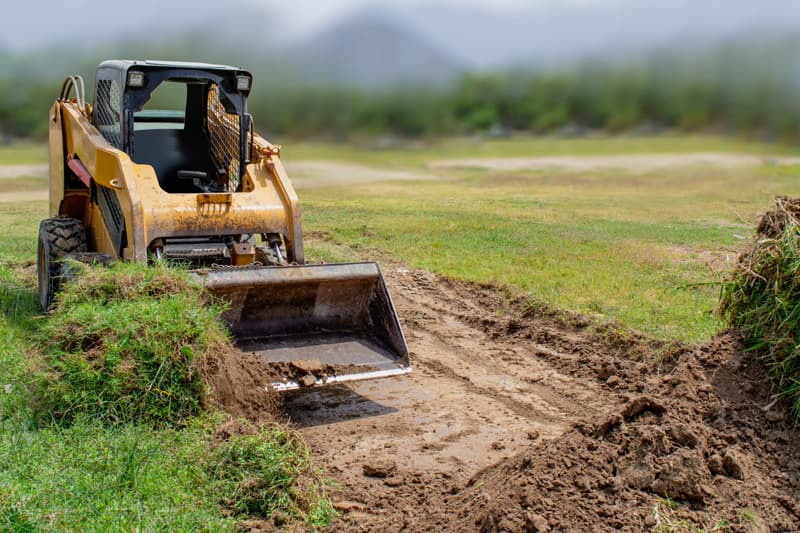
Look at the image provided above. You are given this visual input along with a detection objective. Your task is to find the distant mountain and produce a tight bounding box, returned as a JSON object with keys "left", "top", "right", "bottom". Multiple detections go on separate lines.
{"left": 377, "top": 0, "right": 800, "bottom": 69}
{"left": 5, "top": 0, "right": 800, "bottom": 93}
{"left": 284, "top": 10, "right": 463, "bottom": 89}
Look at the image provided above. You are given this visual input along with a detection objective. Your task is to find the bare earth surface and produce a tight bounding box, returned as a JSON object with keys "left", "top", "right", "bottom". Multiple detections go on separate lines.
{"left": 272, "top": 268, "right": 800, "bottom": 532}
{"left": 285, "top": 161, "right": 435, "bottom": 187}
{"left": 0, "top": 164, "right": 47, "bottom": 179}
{"left": 431, "top": 152, "right": 800, "bottom": 173}
{"left": 0, "top": 164, "right": 48, "bottom": 202}
{"left": 286, "top": 269, "right": 612, "bottom": 513}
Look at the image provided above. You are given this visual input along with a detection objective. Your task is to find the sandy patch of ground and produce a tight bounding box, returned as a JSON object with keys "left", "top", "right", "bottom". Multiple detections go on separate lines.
{"left": 0, "top": 164, "right": 48, "bottom": 179}
{"left": 284, "top": 161, "right": 435, "bottom": 187}
{"left": 431, "top": 152, "right": 800, "bottom": 173}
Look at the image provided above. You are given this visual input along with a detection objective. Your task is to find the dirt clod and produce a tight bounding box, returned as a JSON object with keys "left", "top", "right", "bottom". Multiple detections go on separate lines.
{"left": 362, "top": 461, "right": 397, "bottom": 478}
{"left": 651, "top": 448, "right": 714, "bottom": 504}
{"left": 333, "top": 501, "right": 368, "bottom": 513}
{"left": 525, "top": 512, "right": 549, "bottom": 532}
{"left": 299, "top": 374, "right": 317, "bottom": 388}
{"left": 291, "top": 359, "right": 324, "bottom": 374}
{"left": 722, "top": 449, "right": 746, "bottom": 480}
{"left": 667, "top": 425, "right": 699, "bottom": 448}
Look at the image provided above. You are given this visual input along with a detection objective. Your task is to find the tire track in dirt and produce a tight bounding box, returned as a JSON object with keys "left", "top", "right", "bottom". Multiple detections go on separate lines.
{"left": 282, "top": 268, "right": 617, "bottom": 529}
{"left": 281, "top": 268, "right": 800, "bottom": 532}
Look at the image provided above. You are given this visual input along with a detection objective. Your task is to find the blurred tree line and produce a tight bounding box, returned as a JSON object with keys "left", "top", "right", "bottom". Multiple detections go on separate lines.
{"left": 2, "top": 37, "right": 800, "bottom": 142}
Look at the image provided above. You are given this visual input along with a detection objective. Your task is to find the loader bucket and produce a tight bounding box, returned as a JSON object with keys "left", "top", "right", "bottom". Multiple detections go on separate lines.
{"left": 192, "top": 263, "right": 410, "bottom": 390}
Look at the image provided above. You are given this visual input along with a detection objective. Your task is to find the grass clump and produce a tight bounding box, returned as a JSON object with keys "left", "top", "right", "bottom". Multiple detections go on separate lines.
{"left": 0, "top": 263, "right": 335, "bottom": 530}
{"left": 32, "top": 261, "right": 228, "bottom": 426}
{"left": 720, "top": 197, "right": 800, "bottom": 420}
{"left": 212, "top": 422, "right": 337, "bottom": 527}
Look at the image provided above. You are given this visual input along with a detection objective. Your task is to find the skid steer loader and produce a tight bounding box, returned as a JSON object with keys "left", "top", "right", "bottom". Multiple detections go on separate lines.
{"left": 40, "top": 60, "right": 409, "bottom": 390}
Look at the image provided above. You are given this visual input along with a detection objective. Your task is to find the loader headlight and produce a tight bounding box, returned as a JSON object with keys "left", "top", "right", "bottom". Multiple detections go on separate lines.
{"left": 236, "top": 75, "right": 252, "bottom": 92}
{"left": 127, "top": 71, "right": 145, "bottom": 88}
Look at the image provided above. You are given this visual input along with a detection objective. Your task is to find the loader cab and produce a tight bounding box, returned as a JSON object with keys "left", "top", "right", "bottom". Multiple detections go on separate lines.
{"left": 93, "top": 60, "right": 253, "bottom": 193}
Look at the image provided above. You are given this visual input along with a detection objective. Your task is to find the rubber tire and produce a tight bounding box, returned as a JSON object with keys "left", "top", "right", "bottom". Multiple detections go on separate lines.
{"left": 37, "top": 217, "right": 87, "bottom": 310}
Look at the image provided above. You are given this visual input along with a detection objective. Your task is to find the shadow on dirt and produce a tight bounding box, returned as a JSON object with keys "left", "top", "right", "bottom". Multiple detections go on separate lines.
{"left": 282, "top": 385, "right": 397, "bottom": 428}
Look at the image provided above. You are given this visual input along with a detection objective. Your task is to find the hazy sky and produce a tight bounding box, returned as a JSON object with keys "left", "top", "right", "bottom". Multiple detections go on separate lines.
{"left": 2, "top": 0, "right": 798, "bottom": 68}
{"left": 244, "top": 0, "right": 627, "bottom": 37}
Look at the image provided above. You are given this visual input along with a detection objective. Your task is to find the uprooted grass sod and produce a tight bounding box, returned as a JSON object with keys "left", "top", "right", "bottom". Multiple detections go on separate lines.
{"left": 720, "top": 197, "right": 800, "bottom": 421}
{"left": 32, "top": 263, "right": 226, "bottom": 426}
{"left": 0, "top": 258, "right": 335, "bottom": 531}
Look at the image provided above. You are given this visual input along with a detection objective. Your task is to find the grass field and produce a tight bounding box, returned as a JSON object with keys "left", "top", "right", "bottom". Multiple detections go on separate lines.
{"left": 0, "top": 144, "right": 335, "bottom": 530}
{"left": 3, "top": 135, "right": 799, "bottom": 341}
{"left": 1, "top": 135, "right": 799, "bottom": 529}
{"left": 0, "top": 143, "right": 48, "bottom": 165}
{"left": 284, "top": 134, "right": 799, "bottom": 169}
{"left": 284, "top": 136, "right": 800, "bottom": 342}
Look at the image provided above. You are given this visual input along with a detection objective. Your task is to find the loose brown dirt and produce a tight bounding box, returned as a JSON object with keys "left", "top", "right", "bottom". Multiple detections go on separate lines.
{"left": 200, "top": 343, "right": 282, "bottom": 424}
{"left": 264, "top": 268, "right": 800, "bottom": 532}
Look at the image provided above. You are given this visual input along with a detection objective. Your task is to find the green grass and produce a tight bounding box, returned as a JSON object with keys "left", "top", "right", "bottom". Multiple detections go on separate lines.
{"left": 301, "top": 156, "right": 800, "bottom": 341}
{"left": 0, "top": 416, "right": 334, "bottom": 532}
{"left": 4, "top": 136, "right": 797, "bottom": 343}
{"left": 720, "top": 205, "right": 800, "bottom": 421}
{"left": 0, "top": 419, "right": 231, "bottom": 531}
{"left": 0, "top": 201, "right": 43, "bottom": 263}
{"left": 0, "top": 198, "right": 334, "bottom": 530}
{"left": 0, "top": 135, "right": 793, "bottom": 528}
{"left": 283, "top": 134, "right": 800, "bottom": 171}
{"left": 0, "top": 143, "right": 48, "bottom": 165}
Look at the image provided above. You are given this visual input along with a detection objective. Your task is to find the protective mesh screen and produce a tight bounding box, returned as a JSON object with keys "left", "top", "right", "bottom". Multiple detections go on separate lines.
{"left": 95, "top": 79, "right": 122, "bottom": 149}
{"left": 207, "top": 84, "right": 240, "bottom": 191}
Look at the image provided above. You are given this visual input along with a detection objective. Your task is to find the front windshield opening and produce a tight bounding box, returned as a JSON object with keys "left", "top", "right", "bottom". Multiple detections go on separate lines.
{"left": 133, "top": 80, "right": 186, "bottom": 131}
{"left": 131, "top": 77, "right": 245, "bottom": 194}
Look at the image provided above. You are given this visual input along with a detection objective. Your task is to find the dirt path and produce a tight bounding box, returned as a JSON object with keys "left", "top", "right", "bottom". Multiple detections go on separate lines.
{"left": 0, "top": 164, "right": 48, "bottom": 179}
{"left": 285, "top": 270, "right": 613, "bottom": 513}
{"left": 431, "top": 152, "right": 800, "bottom": 173}
{"left": 285, "top": 161, "right": 435, "bottom": 188}
{"left": 274, "top": 267, "right": 800, "bottom": 532}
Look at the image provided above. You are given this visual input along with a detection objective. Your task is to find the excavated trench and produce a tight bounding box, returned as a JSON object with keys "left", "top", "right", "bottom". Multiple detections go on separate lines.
{"left": 210, "top": 267, "right": 800, "bottom": 531}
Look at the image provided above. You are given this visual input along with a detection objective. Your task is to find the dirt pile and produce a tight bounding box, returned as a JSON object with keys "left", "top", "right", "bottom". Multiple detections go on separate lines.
{"left": 720, "top": 196, "right": 800, "bottom": 422}
{"left": 243, "top": 359, "right": 372, "bottom": 389}
{"left": 442, "top": 333, "right": 798, "bottom": 532}
{"left": 200, "top": 344, "right": 282, "bottom": 424}
{"left": 754, "top": 196, "right": 800, "bottom": 238}
{"left": 320, "top": 270, "right": 800, "bottom": 532}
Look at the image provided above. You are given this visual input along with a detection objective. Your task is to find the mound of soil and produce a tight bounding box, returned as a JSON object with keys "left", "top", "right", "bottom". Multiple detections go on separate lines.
{"left": 755, "top": 196, "right": 800, "bottom": 238}
{"left": 320, "top": 270, "right": 800, "bottom": 532}
{"left": 200, "top": 344, "right": 282, "bottom": 423}
{"left": 253, "top": 359, "right": 373, "bottom": 388}
{"left": 440, "top": 333, "right": 798, "bottom": 532}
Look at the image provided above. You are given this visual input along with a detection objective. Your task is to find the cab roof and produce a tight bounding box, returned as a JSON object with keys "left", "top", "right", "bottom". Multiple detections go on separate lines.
{"left": 98, "top": 59, "right": 249, "bottom": 75}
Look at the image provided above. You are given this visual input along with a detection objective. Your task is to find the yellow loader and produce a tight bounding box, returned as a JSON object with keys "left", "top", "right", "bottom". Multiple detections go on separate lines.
{"left": 41, "top": 60, "right": 410, "bottom": 390}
